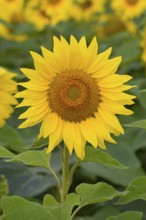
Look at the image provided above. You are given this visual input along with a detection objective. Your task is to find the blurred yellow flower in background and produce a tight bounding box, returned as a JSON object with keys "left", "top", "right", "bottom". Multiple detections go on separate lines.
{"left": 141, "top": 28, "right": 146, "bottom": 64}
{"left": 42, "top": 0, "right": 72, "bottom": 25}
{"left": 16, "top": 36, "right": 135, "bottom": 159}
{"left": 0, "top": 23, "right": 27, "bottom": 42}
{"left": 23, "top": 0, "right": 72, "bottom": 29}
{"left": 0, "top": 67, "right": 17, "bottom": 128}
{"left": 0, "top": 0, "right": 27, "bottom": 41}
{"left": 111, "top": 0, "right": 146, "bottom": 20}
{"left": 24, "top": 0, "right": 50, "bottom": 30}
{"left": 97, "top": 14, "right": 137, "bottom": 38}
{"left": 0, "top": 0, "right": 25, "bottom": 23}
{"left": 71, "top": 0, "right": 106, "bottom": 21}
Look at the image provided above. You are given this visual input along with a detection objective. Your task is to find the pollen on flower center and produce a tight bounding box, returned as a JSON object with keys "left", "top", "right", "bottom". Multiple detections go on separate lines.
{"left": 48, "top": 69, "right": 100, "bottom": 122}
{"left": 60, "top": 79, "right": 88, "bottom": 107}
{"left": 67, "top": 85, "right": 81, "bottom": 100}
{"left": 126, "top": 0, "right": 138, "bottom": 5}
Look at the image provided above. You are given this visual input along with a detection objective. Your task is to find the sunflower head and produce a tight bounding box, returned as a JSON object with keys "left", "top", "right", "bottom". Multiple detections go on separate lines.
{"left": 126, "top": 0, "right": 138, "bottom": 5}
{"left": 16, "top": 36, "right": 135, "bottom": 160}
{"left": 111, "top": 0, "right": 146, "bottom": 19}
{"left": 0, "top": 0, "right": 24, "bottom": 23}
{"left": 41, "top": 0, "right": 71, "bottom": 25}
{"left": 48, "top": 69, "right": 100, "bottom": 122}
{"left": 71, "top": 0, "right": 106, "bottom": 21}
{"left": 0, "top": 67, "right": 17, "bottom": 127}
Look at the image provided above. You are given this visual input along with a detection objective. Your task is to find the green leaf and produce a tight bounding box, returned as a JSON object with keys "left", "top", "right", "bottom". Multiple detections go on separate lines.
{"left": 138, "top": 89, "right": 146, "bottom": 109}
{"left": 0, "top": 175, "right": 9, "bottom": 198}
{"left": 1, "top": 196, "right": 55, "bottom": 220}
{"left": 0, "top": 160, "right": 55, "bottom": 197}
{"left": 80, "top": 135, "right": 145, "bottom": 186}
{"left": 74, "top": 207, "right": 120, "bottom": 220}
{"left": 109, "top": 32, "right": 140, "bottom": 65}
{"left": 132, "top": 130, "right": 146, "bottom": 151}
{"left": 43, "top": 193, "right": 80, "bottom": 220}
{"left": 117, "top": 176, "right": 146, "bottom": 204}
{"left": 7, "top": 149, "right": 51, "bottom": 169}
{"left": 81, "top": 162, "right": 144, "bottom": 188}
{"left": 106, "top": 211, "right": 143, "bottom": 220}
{"left": 28, "top": 137, "right": 48, "bottom": 149}
{"left": 0, "top": 125, "right": 25, "bottom": 153}
{"left": 76, "top": 182, "right": 122, "bottom": 207}
{"left": 1, "top": 194, "right": 80, "bottom": 220}
{"left": 124, "top": 120, "right": 146, "bottom": 129}
{"left": 0, "top": 147, "right": 14, "bottom": 158}
{"left": 83, "top": 147, "right": 127, "bottom": 169}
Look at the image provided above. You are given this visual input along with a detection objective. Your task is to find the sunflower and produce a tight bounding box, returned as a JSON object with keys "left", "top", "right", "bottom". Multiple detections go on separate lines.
{"left": 16, "top": 36, "right": 135, "bottom": 160}
{"left": 0, "top": 67, "right": 17, "bottom": 127}
{"left": 0, "top": 0, "right": 24, "bottom": 23}
{"left": 24, "top": 0, "right": 50, "bottom": 30}
{"left": 71, "top": 0, "right": 106, "bottom": 21}
{"left": 96, "top": 14, "right": 137, "bottom": 38}
{"left": 41, "top": 0, "right": 71, "bottom": 25}
{"left": 111, "top": 0, "right": 146, "bottom": 19}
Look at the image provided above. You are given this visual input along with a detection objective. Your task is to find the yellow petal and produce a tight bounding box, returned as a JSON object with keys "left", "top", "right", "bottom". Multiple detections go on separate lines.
{"left": 98, "top": 74, "right": 132, "bottom": 88}
{"left": 80, "top": 120, "right": 97, "bottom": 148}
{"left": 87, "top": 47, "right": 112, "bottom": 73}
{"left": 30, "top": 51, "right": 44, "bottom": 62}
{"left": 16, "top": 96, "right": 47, "bottom": 108}
{"left": 15, "top": 90, "right": 48, "bottom": 99}
{"left": 98, "top": 107, "right": 124, "bottom": 134}
{"left": 92, "top": 57, "right": 122, "bottom": 78}
{"left": 81, "top": 37, "right": 98, "bottom": 70}
{"left": 100, "top": 85, "right": 135, "bottom": 93}
{"left": 19, "top": 116, "right": 44, "bottom": 128}
{"left": 20, "top": 68, "right": 48, "bottom": 84}
{"left": 19, "top": 103, "right": 49, "bottom": 119}
{"left": 34, "top": 61, "right": 55, "bottom": 80}
{"left": 79, "top": 36, "right": 87, "bottom": 49}
{"left": 101, "top": 96, "right": 135, "bottom": 105}
{"left": 69, "top": 35, "right": 82, "bottom": 69}
{"left": 63, "top": 121, "right": 75, "bottom": 154}
{"left": 100, "top": 101, "right": 133, "bottom": 115}
{"left": 100, "top": 90, "right": 136, "bottom": 102}
{"left": 18, "top": 82, "right": 49, "bottom": 91}
{"left": 42, "top": 113, "right": 59, "bottom": 138}
{"left": 47, "top": 117, "right": 62, "bottom": 153}
{"left": 41, "top": 46, "right": 59, "bottom": 72}
{"left": 94, "top": 114, "right": 116, "bottom": 144}
{"left": 74, "top": 123, "right": 85, "bottom": 160}
{"left": 85, "top": 117, "right": 106, "bottom": 149}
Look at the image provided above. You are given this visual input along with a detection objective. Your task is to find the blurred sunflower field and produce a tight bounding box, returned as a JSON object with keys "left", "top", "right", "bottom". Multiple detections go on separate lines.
{"left": 0, "top": 0, "right": 146, "bottom": 219}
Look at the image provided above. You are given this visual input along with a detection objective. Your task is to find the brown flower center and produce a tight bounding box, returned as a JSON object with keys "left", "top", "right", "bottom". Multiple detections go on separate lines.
{"left": 126, "top": 0, "right": 138, "bottom": 5}
{"left": 67, "top": 85, "right": 81, "bottom": 100}
{"left": 79, "top": 0, "right": 92, "bottom": 10}
{"left": 48, "top": 70, "right": 100, "bottom": 122}
{"left": 49, "top": 0, "right": 61, "bottom": 5}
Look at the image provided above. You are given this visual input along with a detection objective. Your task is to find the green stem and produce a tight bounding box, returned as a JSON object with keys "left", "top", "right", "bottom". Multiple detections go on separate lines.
{"left": 61, "top": 146, "right": 70, "bottom": 203}
{"left": 49, "top": 167, "right": 61, "bottom": 194}
{"left": 70, "top": 206, "right": 82, "bottom": 220}
{"left": 69, "top": 160, "right": 80, "bottom": 187}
